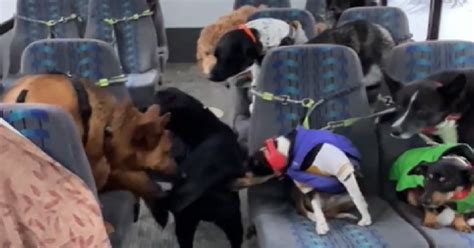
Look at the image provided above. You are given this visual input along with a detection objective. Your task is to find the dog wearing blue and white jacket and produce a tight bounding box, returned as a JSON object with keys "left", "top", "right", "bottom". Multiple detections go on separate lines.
{"left": 240, "top": 126, "right": 372, "bottom": 235}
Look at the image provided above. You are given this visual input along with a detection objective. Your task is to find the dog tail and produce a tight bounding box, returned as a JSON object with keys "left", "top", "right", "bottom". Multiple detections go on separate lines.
{"left": 334, "top": 212, "right": 358, "bottom": 220}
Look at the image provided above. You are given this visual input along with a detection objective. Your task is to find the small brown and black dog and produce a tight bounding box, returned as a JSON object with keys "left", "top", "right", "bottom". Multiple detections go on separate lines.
{"left": 407, "top": 156, "right": 474, "bottom": 232}
{"left": 2, "top": 74, "right": 178, "bottom": 232}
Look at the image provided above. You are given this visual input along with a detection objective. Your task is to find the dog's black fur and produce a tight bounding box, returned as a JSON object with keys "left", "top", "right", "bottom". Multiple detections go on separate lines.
{"left": 385, "top": 69, "right": 474, "bottom": 146}
{"left": 326, "top": 0, "right": 378, "bottom": 23}
{"left": 153, "top": 87, "right": 246, "bottom": 248}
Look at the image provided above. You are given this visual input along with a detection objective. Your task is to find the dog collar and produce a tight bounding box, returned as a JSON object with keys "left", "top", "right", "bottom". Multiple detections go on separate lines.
{"left": 263, "top": 138, "right": 287, "bottom": 176}
{"left": 238, "top": 24, "right": 257, "bottom": 44}
{"left": 453, "top": 187, "right": 471, "bottom": 200}
{"left": 421, "top": 114, "right": 461, "bottom": 135}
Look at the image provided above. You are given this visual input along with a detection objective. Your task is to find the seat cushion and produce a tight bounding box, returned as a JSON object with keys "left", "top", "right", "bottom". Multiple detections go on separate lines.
{"left": 249, "top": 180, "right": 429, "bottom": 248}
{"left": 100, "top": 190, "right": 137, "bottom": 247}
{"left": 395, "top": 202, "right": 474, "bottom": 247}
{"left": 126, "top": 69, "right": 160, "bottom": 108}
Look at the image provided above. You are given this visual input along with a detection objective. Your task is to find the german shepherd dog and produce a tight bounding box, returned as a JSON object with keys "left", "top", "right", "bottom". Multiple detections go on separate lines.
{"left": 154, "top": 88, "right": 247, "bottom": 248}
{"left": 2, "top": 73, "right": 179, "bottom": 232}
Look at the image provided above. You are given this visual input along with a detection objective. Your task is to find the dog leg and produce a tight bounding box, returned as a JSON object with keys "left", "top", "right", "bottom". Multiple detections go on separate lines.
{"left": 311, "top": 194, "right": 330, "bottom": 235}
{"left": 340, "top": 173, "right": 372, "bottom": 226}
{"left": 215, "top": 215, "right": 244, "bottom": 248}
{"left": 453, "top": 214, "right": 472, "bottom": 233}
{"left": 423, "top": 210, "right": 440, "bottom": 229}
{"left": 248, "top": 64, "right": 260, "bottom": 114}
{"left": 176, "top": 215, "right": 200, "bottom": 248}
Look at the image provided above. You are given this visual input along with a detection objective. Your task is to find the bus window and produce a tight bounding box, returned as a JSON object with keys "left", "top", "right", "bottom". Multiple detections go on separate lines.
{"left": 388, "top": 0, "right": 431, "bottom": 41}
{"left": 0, "top": 0, "right": 16, "bottom": 24}
{"left": 439, "top": 0, "right": 474, "bottom": 41}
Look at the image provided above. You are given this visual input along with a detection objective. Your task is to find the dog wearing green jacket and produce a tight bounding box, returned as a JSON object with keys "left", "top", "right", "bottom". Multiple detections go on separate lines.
{"left": 390, "top": 144, "right": 474, "bottom": 232}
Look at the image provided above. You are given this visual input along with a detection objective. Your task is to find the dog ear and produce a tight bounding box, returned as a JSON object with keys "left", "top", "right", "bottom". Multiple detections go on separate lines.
{"left": 160, "top": 112, "right": 171, "bottom": 126}
{"left": 383, "top": 71, "right": 403, "bottom": 95}
{"left": 438, "top": 73, "right": 467, "bottom": 100}
{"left": 409, "top": 163, "right": 429, "bottom": 176}
{"left": 132, "top": 105, "right": 163, "bottom": 150}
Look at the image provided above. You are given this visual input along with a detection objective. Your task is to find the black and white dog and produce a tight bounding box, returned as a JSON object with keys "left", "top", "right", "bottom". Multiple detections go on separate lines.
{"left": 236, "top": 128, "right": 372, "bottom": 235}
{"left": 385, "top": 69, "right": 474, "bottom": 146}
{"left": 209, "top": 18, "right": 308, "bottom": 84}
{"left": 210, "top": 19, "right": 394, "bottom": 113}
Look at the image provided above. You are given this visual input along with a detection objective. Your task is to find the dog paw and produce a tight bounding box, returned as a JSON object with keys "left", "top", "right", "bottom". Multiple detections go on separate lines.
{"left": 455, "top": 223, "right": 472, "bottom": 233}
{"left": 423, "top": 221, "right": 440, "bottom": 229}
{"left": 358, "top": 216, "right": 372, "bottom": 226}
{"left": 316, "top": 222, "right": 330, "bottom": 235}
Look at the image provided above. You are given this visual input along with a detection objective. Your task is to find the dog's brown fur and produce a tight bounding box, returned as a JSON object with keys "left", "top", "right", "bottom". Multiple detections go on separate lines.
{"left": 406, "top": 188, "right": 473, "bottom": 232}
{"left": 2, "top": 75, "right": 176, "bottom": 197}
{"left": 196, "top": 5, "right": 265, "bottom": 75}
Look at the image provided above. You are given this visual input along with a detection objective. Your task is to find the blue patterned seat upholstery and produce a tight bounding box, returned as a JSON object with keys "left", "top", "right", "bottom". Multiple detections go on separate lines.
{"left": 6, "top": 0, "right": 81, "bottom": 77}
{"left": 0, "top": 104, "right": 96, "bottom": 195}
{"left": 304, "top": 0, "right": 326, "bottom": 23}
{"left": 19, "top": 38, "right": 130, "bottom": 100}
{"left": 234, "top": 0, "right": 290, "bottom": 9}
{"left": 248, "top": 45, "right": 428, "bottom": 248}
{"left": 248, "top": 8, "right": 318, "bottom": 39}
{"left": 381, "top": 40, "right": 474, "bottom": 247}
{"left": 337, "top": 7, "right": 412, "bottom": 44}
{"left": 85, "top": 0, "right": 160, "bottom": 108}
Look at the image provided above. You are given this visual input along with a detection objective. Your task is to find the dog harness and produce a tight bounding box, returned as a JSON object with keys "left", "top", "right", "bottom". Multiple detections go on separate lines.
{"left": 244, "top": 18, "right": 294, "bottom": 52}
{"left": 390, "top": 144, "right": 474, "bottom": 213}
{"left": 285, "top": 126, "right": 361, "bottom": 194}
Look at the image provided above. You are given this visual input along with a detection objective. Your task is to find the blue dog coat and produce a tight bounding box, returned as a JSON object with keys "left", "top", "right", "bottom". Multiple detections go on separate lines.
{"left": 287, "top": 127, "right": 361, "bottom": 194}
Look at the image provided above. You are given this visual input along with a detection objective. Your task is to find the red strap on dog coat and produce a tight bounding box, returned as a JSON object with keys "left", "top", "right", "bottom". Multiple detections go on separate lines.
{"left": 264, "top": 139, "right": 287, "bottom": 176}
{"left": 238, "top": 24, "right": 257, "bottom": 44}
{"left": 453, "top": 187, "right": 471, "bottom": 200}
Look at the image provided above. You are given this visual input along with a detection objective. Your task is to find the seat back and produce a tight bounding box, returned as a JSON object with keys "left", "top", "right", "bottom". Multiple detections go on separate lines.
{"left": 8, "top": 0, "right": 81, "bottom": 75}
{"left": 249, "top": 45, "right": 379, "bottom": 195}
{"left": 248, "top": 8, "right": 317, "bottom": 39}
{"left": 386, "top": 40, "right": 474, "bottom": 82}
{"left": 0, "top": 104, "right": 97, "bottom": 197}
{"left": 73, "top": 0, "right": 90, "bottom": 36}
{"left": 379, "top": 41, "right": 474, "bottom": 200}
{"left": 337, "top": 6, "right": 412, "bottom": 44}
{"left": 304, "top": 0, "right": 326, "bottom": 23}
{"left": 234, "top": 0, "right": 290, "bottom": 9}
{"left": 85, "top": 0, "right": 159, "bottom": 74}
{"left": 20, "top": 38, "right": 130, "bottom": 100}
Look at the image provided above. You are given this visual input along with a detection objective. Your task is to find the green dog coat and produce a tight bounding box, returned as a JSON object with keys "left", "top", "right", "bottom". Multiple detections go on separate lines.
{"left": 390, "top": 144, "right": 474, "bottom": 213}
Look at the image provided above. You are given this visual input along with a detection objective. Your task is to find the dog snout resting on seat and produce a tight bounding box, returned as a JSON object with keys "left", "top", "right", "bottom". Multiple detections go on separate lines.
{"left": 153, "top": 87, "right": 247, "bottom": 248}
{"left": 236, "top": 126, "right": 372, "bottom": 235}
{"left": 390, "top": 145, "right": 474, "bottom": 232}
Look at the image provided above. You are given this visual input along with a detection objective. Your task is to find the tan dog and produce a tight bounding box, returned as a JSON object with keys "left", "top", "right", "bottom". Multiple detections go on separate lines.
{"left": 196, "top": 5, "right": 266, "bottom": 75}
{"left": 2, "top": 74, "right": 177, "bottom": 230}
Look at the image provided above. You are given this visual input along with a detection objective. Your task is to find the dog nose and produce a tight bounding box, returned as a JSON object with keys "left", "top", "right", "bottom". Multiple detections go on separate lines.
{"left": 391, "top": 130, "right": 401, "bottom": 137}
{"left": 422, "top": 197, "right": 432, "bottom": 206}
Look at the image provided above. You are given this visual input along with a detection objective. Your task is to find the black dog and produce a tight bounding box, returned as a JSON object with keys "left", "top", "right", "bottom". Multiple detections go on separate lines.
{"left": 385, "top": 69, "right": 474, "bottom": 146}
{"left": 154, "top": 87, "right": 246, "bottom": 248}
